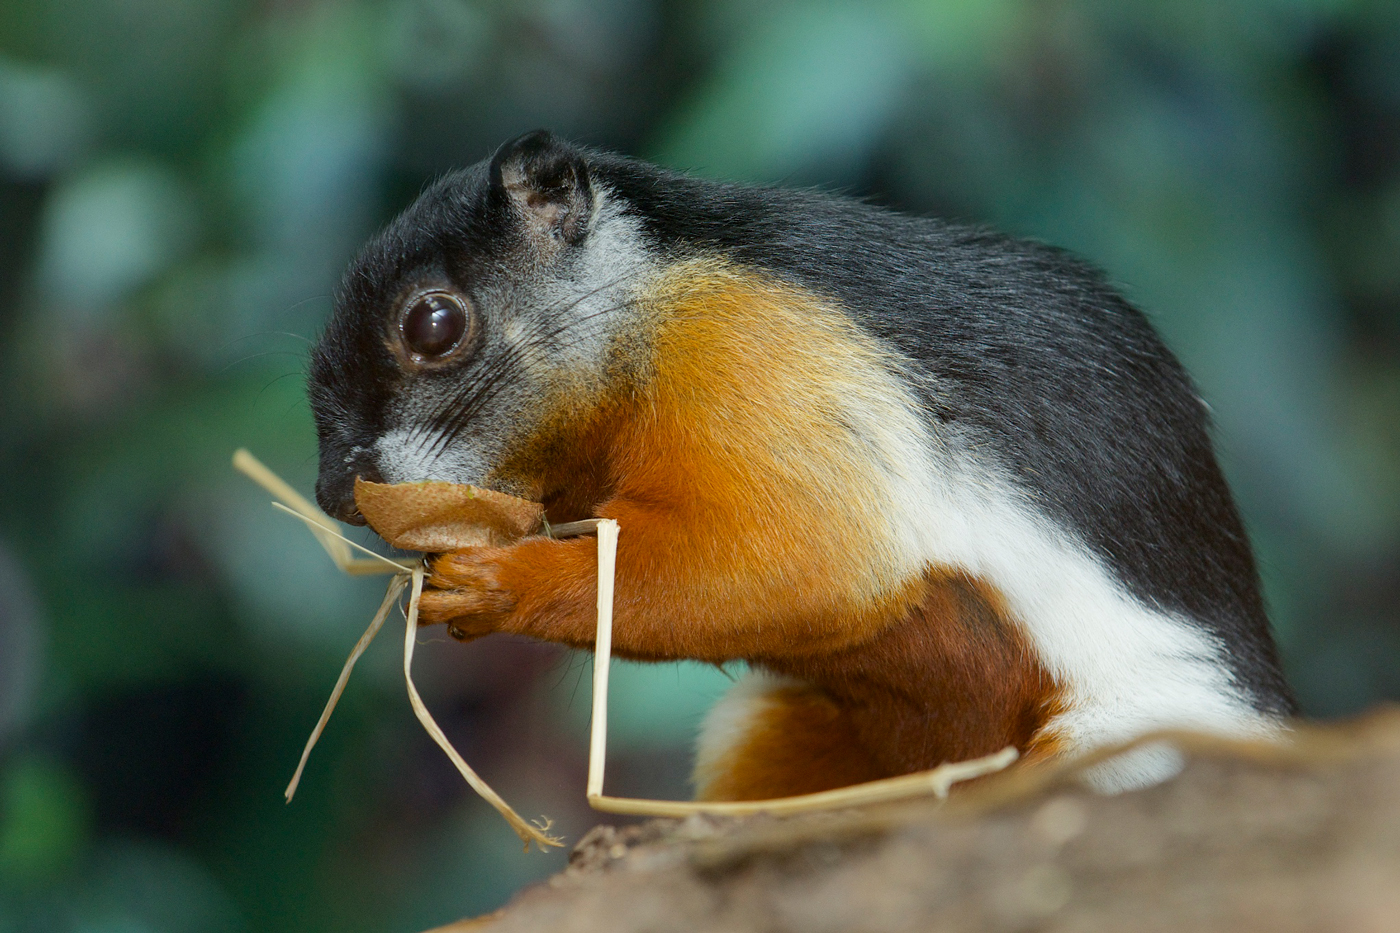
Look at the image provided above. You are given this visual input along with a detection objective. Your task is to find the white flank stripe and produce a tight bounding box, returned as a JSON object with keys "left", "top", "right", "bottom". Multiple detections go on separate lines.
{"left": 834, "top": 359, "right": 1279, "bottom": 790}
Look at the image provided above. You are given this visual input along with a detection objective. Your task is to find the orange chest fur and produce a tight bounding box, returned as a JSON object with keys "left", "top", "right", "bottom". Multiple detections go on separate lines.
{"left": 504, "top": 261, "right": 1063, "bottom": 762}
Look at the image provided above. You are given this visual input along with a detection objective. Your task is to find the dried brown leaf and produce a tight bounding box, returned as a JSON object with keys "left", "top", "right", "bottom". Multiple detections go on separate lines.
{"left": 354, "top": 479, "right": 544, "bottom": 550}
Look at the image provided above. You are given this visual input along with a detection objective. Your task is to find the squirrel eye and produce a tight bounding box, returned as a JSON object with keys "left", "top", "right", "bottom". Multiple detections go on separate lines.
{"left": 400, "top": 293, "right": 469, "bottom": 359}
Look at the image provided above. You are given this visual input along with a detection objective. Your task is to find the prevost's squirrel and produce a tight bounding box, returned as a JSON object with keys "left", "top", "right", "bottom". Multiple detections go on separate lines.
{"left": 308, "top": 130, "right": 1296, "bottom": 797}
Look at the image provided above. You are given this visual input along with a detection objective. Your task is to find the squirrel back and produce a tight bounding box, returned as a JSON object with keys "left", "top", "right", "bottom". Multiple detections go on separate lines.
{"left": 309, "top": 131, "right": 1295, "bottom": 796}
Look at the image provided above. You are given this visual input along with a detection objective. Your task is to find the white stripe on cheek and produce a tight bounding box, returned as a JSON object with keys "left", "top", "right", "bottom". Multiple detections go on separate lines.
{"left": 375, "top": 426, "right": 489, "bottom": 485}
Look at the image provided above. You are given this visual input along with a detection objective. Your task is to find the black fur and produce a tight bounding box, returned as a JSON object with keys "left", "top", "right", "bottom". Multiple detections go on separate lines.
{"left": 310, "top": 131, "right": 1296, "bottom": 717}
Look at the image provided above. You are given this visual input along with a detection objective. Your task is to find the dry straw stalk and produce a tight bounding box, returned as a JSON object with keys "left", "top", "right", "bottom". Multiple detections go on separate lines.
{"left": 232, "top": 448, "right": 1015, "bottom": 850}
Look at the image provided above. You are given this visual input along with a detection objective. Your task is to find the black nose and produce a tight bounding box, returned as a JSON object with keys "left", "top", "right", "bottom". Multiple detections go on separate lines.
{"left": 316, "top": 459, "right": 385, "bottom": 526}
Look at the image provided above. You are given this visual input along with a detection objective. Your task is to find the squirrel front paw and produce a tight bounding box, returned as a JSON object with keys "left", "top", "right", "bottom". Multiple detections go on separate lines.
{"left": 417, "top": 548, "right": 516, "bottom": 639}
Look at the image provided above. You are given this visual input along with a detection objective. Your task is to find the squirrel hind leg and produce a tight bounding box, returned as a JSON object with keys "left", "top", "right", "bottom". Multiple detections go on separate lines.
{"left": 692, "top": 671, "right": 885, "bottom": 802}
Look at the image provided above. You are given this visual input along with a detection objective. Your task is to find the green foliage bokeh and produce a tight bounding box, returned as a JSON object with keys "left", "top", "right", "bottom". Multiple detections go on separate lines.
{"left": 1, "top": 0, "right": 1398, "bottom": 930}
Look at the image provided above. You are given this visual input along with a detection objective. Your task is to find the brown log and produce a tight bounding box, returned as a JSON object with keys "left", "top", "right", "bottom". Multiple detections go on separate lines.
{"left": 428, "top": 708, "right": 1400, "bottom": 933}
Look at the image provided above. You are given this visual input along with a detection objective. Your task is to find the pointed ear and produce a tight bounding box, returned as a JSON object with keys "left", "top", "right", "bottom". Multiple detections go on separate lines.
{"left": 489, "top": 130, "right": 594, "bottom": 246}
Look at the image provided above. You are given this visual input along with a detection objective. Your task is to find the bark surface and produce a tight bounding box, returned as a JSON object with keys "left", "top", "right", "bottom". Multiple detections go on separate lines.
{"left": 431, "top": 709, "right": 1400, "bottom": 933}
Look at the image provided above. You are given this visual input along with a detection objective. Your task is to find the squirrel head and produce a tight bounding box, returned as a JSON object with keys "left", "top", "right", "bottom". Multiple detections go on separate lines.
{"left": 308, "top": 131, "right": 651, "bottom": 524}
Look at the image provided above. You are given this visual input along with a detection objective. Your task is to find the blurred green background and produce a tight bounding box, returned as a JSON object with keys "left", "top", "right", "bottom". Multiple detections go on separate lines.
{"left": 1, "top": 0, "right": 1399, "bottom": 929}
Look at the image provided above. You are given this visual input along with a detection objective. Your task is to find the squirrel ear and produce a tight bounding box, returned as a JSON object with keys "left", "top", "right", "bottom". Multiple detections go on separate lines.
{"left": 489, "top": 130, "right": 594, "bottom": 246}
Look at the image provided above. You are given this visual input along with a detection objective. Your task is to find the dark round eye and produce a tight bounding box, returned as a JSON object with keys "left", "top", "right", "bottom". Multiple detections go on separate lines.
{"left": 401, "top": 292, "right": 470, "bottom": 359}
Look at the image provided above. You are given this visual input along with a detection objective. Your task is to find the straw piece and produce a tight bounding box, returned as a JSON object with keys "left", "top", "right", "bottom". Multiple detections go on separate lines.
{"left": 233, "top": 448, "right": 352, "bottom": 568}
{"left": 547, "top": 519, "right": 602, "bottom": 538}
{"left": 271, "top": 502, "right": 415, "bottom": 574}
{"left": 586, "top": 520, "right": 620, "bottom": 798}
{"left": 239, "top": 450, "right": 1015, "bottom": 845}
{"left": 583, "top": 517, "right": 1017, "bottom": 817}
{"left": 588, "top": 747, "right": 1018, "bottom": 817}
{"left": 343, "top": 558, "right": 410, "bottom": 576}
{"left": 239, "top": 449, "right": 559, "bottom": 848}
{"left": 285, "top": 573, "right": 410, "bottom": 802}
{"left": 401, "top": 567, "right": 564, "bottom": 852}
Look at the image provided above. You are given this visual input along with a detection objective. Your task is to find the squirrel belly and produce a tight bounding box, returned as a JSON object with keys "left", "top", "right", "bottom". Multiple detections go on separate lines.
{"left": 309, "top": 130, "right": 1296, "bottom": 800}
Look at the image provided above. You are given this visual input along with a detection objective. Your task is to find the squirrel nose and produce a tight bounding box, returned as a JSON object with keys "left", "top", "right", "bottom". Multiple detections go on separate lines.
{"left": 316, "top": 460, "right": 385, "bottom": 526}
{"left": 326, "top": 492, "right": 367, "bottom": 526}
